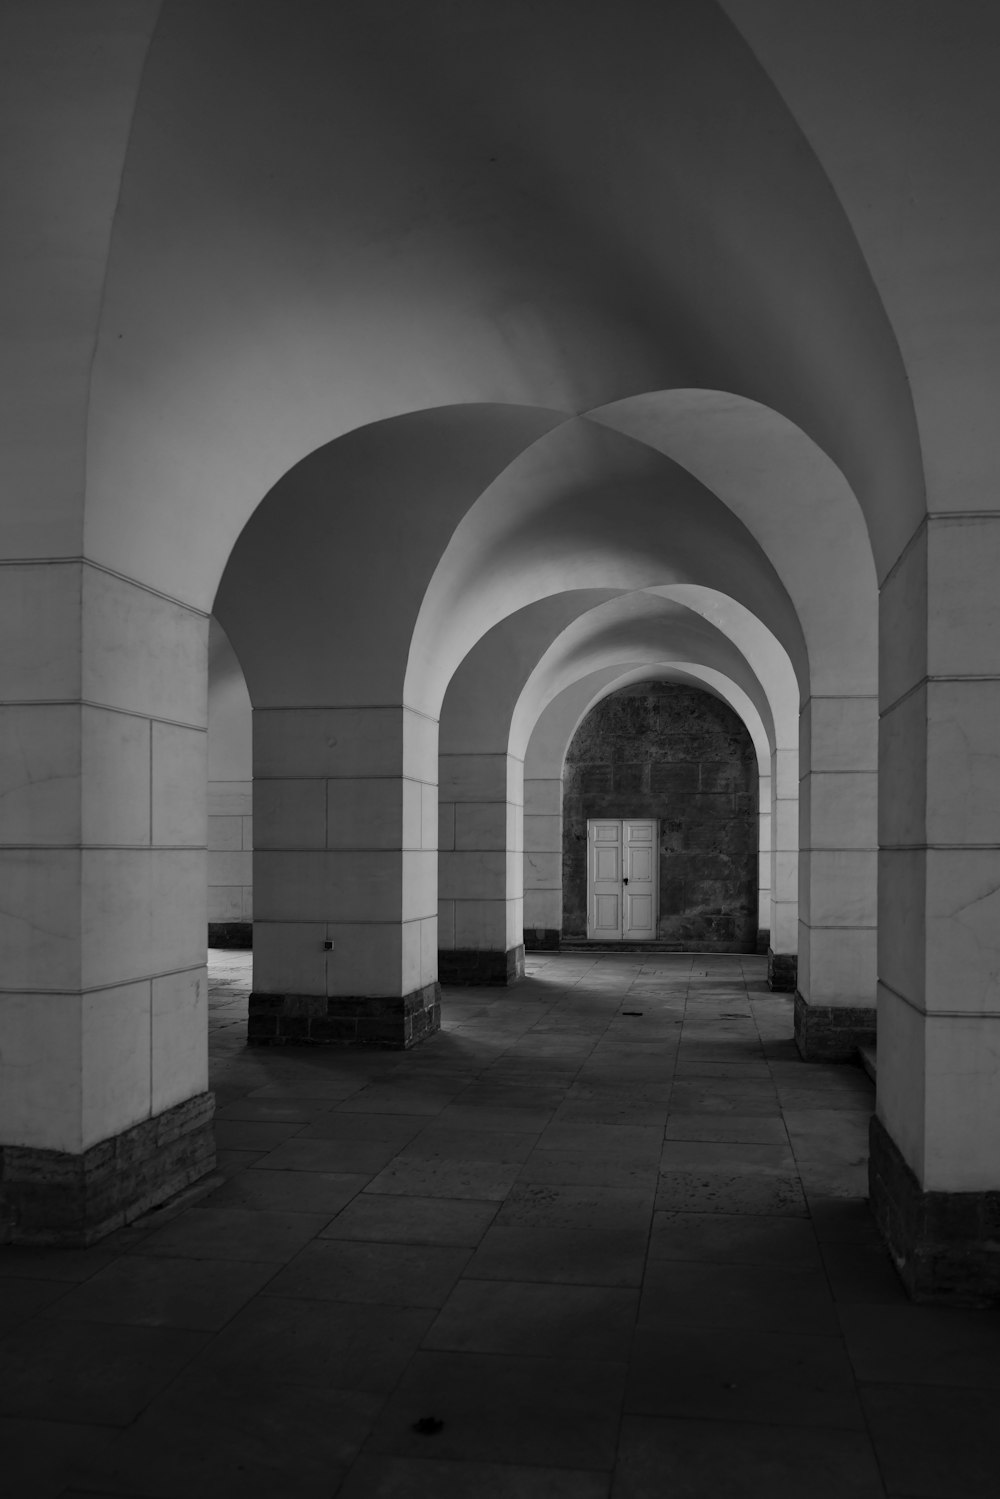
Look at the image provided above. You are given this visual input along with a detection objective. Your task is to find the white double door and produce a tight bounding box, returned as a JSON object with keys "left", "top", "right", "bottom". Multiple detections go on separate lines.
{"left": 587, "top": 818, "right": 658, "bottom": 941}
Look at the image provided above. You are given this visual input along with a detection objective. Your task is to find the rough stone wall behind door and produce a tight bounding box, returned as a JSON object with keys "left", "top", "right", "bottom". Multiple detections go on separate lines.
{"left": 562, "top": 682, "right": 758, "bottom": 950}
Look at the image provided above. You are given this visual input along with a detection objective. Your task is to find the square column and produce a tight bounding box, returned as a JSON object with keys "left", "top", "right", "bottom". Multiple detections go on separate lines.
{"left": 206, "top": 619, "right": 253, "bottom": 948}
{"left": 523, "top": 776, "right": 563, "bottom": 950}
{"left": 0, "top": 562, "right": 214, "bottom": 1244}
{"left": 249, "top": 706, "right": 440, "bottom": 1046}
{"left": 872, "top": 515, "right": 1000, "bottom": 1301}
{"left": 438, "top": 752, "right": 525, "bottom": 984}
{"left": 767, "top": 748, "right": 798, "bottom": 991}
{"left": 794, "top": 696, "right": 878, "bottom": 1060}
{"left": 756, "top": 770, "right": 772, "bottom": 954}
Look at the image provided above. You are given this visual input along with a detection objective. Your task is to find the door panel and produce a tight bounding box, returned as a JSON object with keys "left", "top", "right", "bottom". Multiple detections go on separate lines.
{"left": 626, "top": 893, "right": 654, "bottom": 932}
{"left": 594, "top": 893, "right": 620, "bottom": 930}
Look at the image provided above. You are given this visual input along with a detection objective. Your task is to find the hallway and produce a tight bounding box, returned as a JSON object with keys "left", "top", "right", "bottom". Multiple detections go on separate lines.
{"left": 2, "top": 952, "right": 999, "bottom": 1497}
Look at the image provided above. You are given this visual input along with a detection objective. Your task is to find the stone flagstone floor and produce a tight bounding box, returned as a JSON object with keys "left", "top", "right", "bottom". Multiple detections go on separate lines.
{"left": 2, "top": 950, "right": 1000, "bottom": 1496}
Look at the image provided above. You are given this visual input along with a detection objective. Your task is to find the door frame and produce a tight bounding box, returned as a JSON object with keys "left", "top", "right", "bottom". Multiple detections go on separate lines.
{"left": 586, "top": 817, "right": 659, "bottom": 942}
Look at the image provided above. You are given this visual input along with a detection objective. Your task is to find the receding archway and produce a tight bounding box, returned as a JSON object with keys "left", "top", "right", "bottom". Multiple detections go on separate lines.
{"left": 561, "top": 680, "right": 759, "bottom": 951}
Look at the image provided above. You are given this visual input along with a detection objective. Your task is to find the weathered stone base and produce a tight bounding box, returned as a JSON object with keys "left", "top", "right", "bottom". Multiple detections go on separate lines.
{"left": 248, "top": 983, "right": 441, "bottom": 1048}
{"left": 208, "top": 921, "right": 252, "bottom": 949}
{"left": 756, "top": 927, "right": 770, "bottom": 955}
{"left": 524, "top": 927, "right": 561, "bottom": 952}
{"left": 794, "top": 993, "right": 877, "bottom": 1062}
{"left": 438, "top": 946, "right": 525, "bottom": 986}
{"left": 0, "top": 1092, "right": 216, "bottom": 1248}
{"left": 768, "top": 948, "right": 797, "bottom": 992}
{"left": 869, "top": 1113, "right": 1000, "bottom": 1305}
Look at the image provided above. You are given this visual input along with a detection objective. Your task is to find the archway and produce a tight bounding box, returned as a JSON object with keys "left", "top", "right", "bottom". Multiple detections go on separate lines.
{"left": 560, "top": 680, "right": 759, "bottom": 952}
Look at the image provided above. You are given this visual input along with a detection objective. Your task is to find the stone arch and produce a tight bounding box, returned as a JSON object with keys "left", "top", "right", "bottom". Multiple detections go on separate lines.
{"left": 437, "top": 587, "right": 790, "bottom": 982}
{"left": 522, "top": 663, "right": 774, "bottom": 954}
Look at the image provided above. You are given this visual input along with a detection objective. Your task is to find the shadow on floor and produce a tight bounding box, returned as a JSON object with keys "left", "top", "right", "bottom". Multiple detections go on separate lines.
{"left": 2, "top": 952, "right": 999, "bottom": 1497}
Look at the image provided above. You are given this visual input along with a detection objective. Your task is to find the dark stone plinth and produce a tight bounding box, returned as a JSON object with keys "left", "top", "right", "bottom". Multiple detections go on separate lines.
{"left": 0, "top": 1092, "right": 216, "bottom": 1247}
{"left": 208, "top": 922, "right": 252, "bottom": 949}
{"left": 248, "top": 983, "right": 441, "bottom": 1049}
{"left": 794, "top": 993, "right": 877, "bottom": 1062}
{"left": 756, "top": 927, "right": 770, "bottom": 955}
{"left": 438, "top": 946, "right": 525, "bottom": 986}
{"left": 768, "top": 948, "right": 797, "bottom": 992}
{"left": 869, "top": 1113, "right": 1000, "bottom": 1305}
{"left": 524, "top": 928, "right": 561, "bottom": 952}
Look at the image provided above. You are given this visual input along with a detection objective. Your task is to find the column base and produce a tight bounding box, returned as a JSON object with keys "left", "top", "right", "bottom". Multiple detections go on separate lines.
{"left": 208, "top": 921, "right": 252, "bottom": 949}
{"left": 869, "top": 1114, "right": 1000, "bottom": 1305}
{"left": 0, "top": 1092, "right": 216, "bottom": 1248}
{"left": 767, "top": 948, "right": 797, "bottom": 992}
{"left": 756, "top": 927, "right": 770, "bottom": 955}
{"left": 794, "top": 993, "right": 876, "bottom": 1062}
{"left": 438, "top": 946, "right": 525, "bottom": 985}
{"left": 524, "top": 928, "right": 561, "bottom": 952}
{"left": 248, "top": 983, "right": 441, "bottom": 1048}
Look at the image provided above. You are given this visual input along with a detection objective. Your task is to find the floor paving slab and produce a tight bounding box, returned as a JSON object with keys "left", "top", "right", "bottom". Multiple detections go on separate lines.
{"left": 363, "top": 1349, "right": 626, "bottom": 1470}
{"left": 397, "top": 1126, "right": 537, "bottom": 1164}
{"left": 612, "top": 1413, "right": 887, "bottom": 1498}
{"left": 38, "top": 1254, "right": 277, "bottom": 1330}
{"left": 0, "top": 1278, "right": 73, "bottom": 1335}
{"left": 0, "top": 1416, "right": 119, "bottom": 1499}
{"left": 425, "top": 1277, "right": 639, "bottom": 1361}
{"left": 663, "top": 1112, "right": 789, "bottom": 1142}
{"left": 496, "top": 1181, "right": 655, "bottom": 1231}
{"left": 655, "top": 1168, "right": 808, "bottom": 1216}
{"left": 640, "top": 1258, "right": 840, "bottom": 1336}
{"left": 252, "top": 1136, "right": 403, "bottom": 1174}
{"left": 837, "top": 1303, "right": 1000, "bottom": 1387}
{"left": 337, "top": 1456, "right": 612, "bottom": 1499}
{"left": 859, "top": 1382, "right": 1000, "bottom": 1499}
{"left": 198, "top": 1294, "right": 436, "bottom": 1392}
{"left": 464, "top": 1224, "right": 648, "bottom": 1287}
{"left": 648, "top": 1209, "right": 824, "bottom": 1268}
{"left": 364, "top": 1159, "right": 523, "bottom": 1201}
{"left": 263, "top": 1238, "right": 472, "bottom": 1307}
{"left": 320, "top": 1193, "right": 500, "bottom": 1247}
{"left": 660, "top": 1138, "right": 797, "bottom": 1175}
{"left": 130, "top": 1206, "right": 332, "bottom": 1262}
{"left": 517, "top": 1149, "right": 660, "bottom": 1188}
{"left": 0, "top": 1319, "right": 209, "bottom": 1425}
{"left": 295, "top": 1111, "right": 432, "bottom": 1143}
{"left": 78, "top": 1372, "right": 382, "bottom": 1499}
{"left": 193, "top": 1166, "right": 368, "bottom": 1215}
{"left": 625, "top": 1322, "right": 867, "bottom": 1429}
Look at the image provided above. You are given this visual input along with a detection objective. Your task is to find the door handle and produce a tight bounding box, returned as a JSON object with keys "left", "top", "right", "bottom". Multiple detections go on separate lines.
{"left": 623, "top": 877, "right": 629, "bottom": 885}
